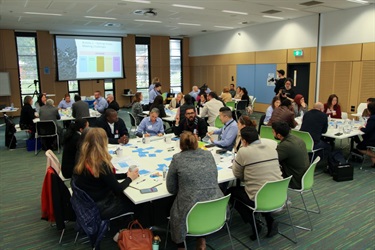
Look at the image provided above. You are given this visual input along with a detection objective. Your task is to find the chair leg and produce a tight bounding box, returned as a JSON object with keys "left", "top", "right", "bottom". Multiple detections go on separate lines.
{"left": 225, "top": 222, "right": 235, "bottom": 250}
{"left": 282, "top": 205, "right": 298, "bottom": 243}
{"left": 164, "top": 219, "right": 170, "bottom": 250}
{"left": 35, "top": 136, "right": 37, "bottom": 155}
{"left": 299, "top": 192, "right": 313, "bottom": 231}
{"left": 74, "top": 232, "right": 80, "bottom": 244}
{"left": 252, "top": 211, "right": 261, "bottom": 247}
{"left": 310, "top": 189, "right": 321, "bottom": 214}
{"left": 59, "top": 229, "right": 65, "bottom": 244}
{"left": 57, "top": 135, "right": 60, "bottom": 154}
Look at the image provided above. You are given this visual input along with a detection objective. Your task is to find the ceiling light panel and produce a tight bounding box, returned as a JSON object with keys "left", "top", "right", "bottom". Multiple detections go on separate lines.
{"left": 134, "top": 19, "right": 162, "bottom": 23}
{"left": 347, "top": 0, "right": 369, "bottom": 4}
{"left": 84, "top": 16, "right": 117, "bottom": 20}
{"left": 178, "top": 23, "right": 201, "bottom": 26}
{"left": 262, "top": 15, "right": 284, "bottom": 20}
{"left": 172, "top": 4, "right": 205, "bottom": 10}
{"left": 122, "top": 0, "right": 151, "bottom": 3}
{"left": 222, "top": 10, "right": 248, "bottom": 15}
{"left": 23, "top": 12, "right": 62, "bottom": 16}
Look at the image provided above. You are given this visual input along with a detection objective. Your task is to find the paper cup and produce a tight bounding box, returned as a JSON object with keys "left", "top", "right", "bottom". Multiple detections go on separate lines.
{"left": 164, "top": 135, "right": 172, "bottom": 144}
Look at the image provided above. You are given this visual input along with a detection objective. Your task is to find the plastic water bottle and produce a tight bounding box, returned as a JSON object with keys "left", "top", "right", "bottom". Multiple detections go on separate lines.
{"left": 11, "top": 103, "right": 14, "bottom": 110}
{"left": 163, "top": 166, "right": 167, "bottom": 181}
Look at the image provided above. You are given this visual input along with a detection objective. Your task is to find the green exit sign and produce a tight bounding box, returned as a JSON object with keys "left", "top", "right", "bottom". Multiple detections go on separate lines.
{"left": 293, "top": 50, "right": 304, "bottom": 57}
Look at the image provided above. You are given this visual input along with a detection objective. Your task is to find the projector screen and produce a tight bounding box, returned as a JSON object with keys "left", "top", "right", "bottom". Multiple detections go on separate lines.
{"left": 55, "top": 35, "right": 124, "bottom": 81}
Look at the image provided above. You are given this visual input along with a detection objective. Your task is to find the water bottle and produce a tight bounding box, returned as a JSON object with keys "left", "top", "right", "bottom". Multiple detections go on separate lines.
{"left": 11, "top": 103, "right": 14, "bottom": 110}
{"left": 163, "top": 166, "right": 167, "bottom": 181}
{"left": 152, "top": 236, "right": 160, "bottom": 250}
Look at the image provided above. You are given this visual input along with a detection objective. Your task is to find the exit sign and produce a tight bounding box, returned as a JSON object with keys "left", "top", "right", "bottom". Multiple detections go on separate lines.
{"left": 293, "top": 50, "right": 303, "bottom": 57}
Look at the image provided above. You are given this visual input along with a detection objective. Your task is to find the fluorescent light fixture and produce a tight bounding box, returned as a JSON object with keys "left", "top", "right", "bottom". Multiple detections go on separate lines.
{"left": 178, "top": 22, "right": 201, "bottom": 26}
{"left": 279, "top": 7, "right": 298, "bottom": 11}
{"left": 134, "top": 19, "right": 162, "bottom": 23}
{"left": 122, "top": 0, "right": 151, "bottom": 3}
{"left": 85, "top": 16, "right": 117, "bottom": 20}
{"left": 24, "top": 12, "right": 62, "bottom": 16}
{"left": 172, "top": 4, "right": 204, "bottom": 10}
{"left": 222, "top": 10, "right": 248, "bottom": 15}
{"left": 347, "top": 0, "right": 368, "bottom": 4}
{"left": 214, "top": 26, "right": 234, "bottom": 29}
{"left": 263, "top": 15, "right": 284, "bottom": 20}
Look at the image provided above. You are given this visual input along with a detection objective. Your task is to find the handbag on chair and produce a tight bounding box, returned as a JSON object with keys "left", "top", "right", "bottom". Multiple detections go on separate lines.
{"left": 118, "top": 220, "right": 153, "bottom": 250}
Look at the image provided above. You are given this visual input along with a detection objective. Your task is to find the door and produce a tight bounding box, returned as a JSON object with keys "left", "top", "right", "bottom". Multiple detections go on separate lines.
{"left": 287, "top": 63, "right": 310, "bottom": 103}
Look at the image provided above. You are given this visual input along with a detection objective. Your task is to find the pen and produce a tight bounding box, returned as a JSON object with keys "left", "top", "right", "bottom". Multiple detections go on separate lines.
{"left": 136, "top": 179, "right": 146, "bottom": 184}
{"left": 153, "top": 183, "right": 162, "bottom": 188}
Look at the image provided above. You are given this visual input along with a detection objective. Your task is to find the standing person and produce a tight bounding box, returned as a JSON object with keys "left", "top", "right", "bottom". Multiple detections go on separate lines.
{"left": 220, "top": 87, "right": 232, "bottom": 103}
{"left": 19, "top": 95, "right": 37, "bottom": 136}
{"left": 264, "top": 96, "right": 281, "bottom": 124}
{"left": 267, "top": 99, "right": 297, "bottom": 128}
{"left": 272, "top": 121, "right": 309, "bottom": 189}
{"left": 72, "top": 95, "right": 90, "bottom": 119}
{"left": 106, "top": 94, "right": 120, "bottom": 112}
{"left": 149, "top": 83, "right": 162, "bottom": 104}
{"left": 324, "top": 94, "right": 342, "bottom": 119}
{"left": 166, "top": 131, "right": 223, "bottom": 250}
{"left": 73, "top": 128, "right": 139, "bottom": 221}
{"left": 150, "top": 95, "right": 166, "bottom": 118}
{"left": 35, "top": 93, "right": 47, "bottom": 113}
{"left": 229, "top": 127, "right": 282, "bottom": 240}
{"left": 58, "top": 93, "right": 74, "bottom": 109}
{"left": 96, "top": 109, "right": 129, "bottom": 145}
{"left": 200, "top": 92, "right": 224, "bottom": 127}
{"left": 169, "top": 92, "right": 184, "bottom": 109}
{"left": 277, "top": 78, "right": 296, "bottom": 102}
{"left": 234, "top": 115, "right": 256, "bottom": 153}
{"left": 131, "top": 92, "right": 144, "bottom": 125}
{"left": 189, "top": 86, "right": 200, "bottom": 101}
{"left": 229, "top": 84, "right": 236, "bottom": 98}
{"left": 173, "top": 107, "right": 208, "bottom": 140}
{"left": 148, "top": 77, "right": 160, "bottom": 92}
{"left": 274, "top": 69, "right": 286, "bottom": 95}
{"left": 293, "top": 94, "right": 308, "bottom": 117}
{"left": 135, "top": 108, "right": 164, "bottom": 137}
{"left": 207, "top": 107, "right": 238, "bottom": 151}
{"left": 61, "top": 118, "right": 88, "bottom": 179}
{"left": 94, "top": 90, "right": 108, "bottom": 114}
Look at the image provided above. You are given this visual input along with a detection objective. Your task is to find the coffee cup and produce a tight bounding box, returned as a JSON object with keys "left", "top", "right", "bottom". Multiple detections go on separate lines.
{"left": 164, "top": 135, "right": 171, "bottom": 144}
{"left": 142, "top": 137, "right": 150, "bottom": 144}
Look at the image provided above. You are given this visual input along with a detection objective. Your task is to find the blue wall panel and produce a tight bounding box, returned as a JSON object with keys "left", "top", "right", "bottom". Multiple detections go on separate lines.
{"left": 236, "top": 65, "right": 255, "bottom": 95}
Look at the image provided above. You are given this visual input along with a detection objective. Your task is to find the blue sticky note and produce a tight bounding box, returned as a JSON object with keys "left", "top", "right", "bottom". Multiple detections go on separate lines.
{"left": 118, "top": 162, "right": 129, "bottom": 168}
{"left": 123, "top": 144, "right": 132, "bottom": 147}
{"left": 156, "top": 164, "right": 168, "bottom": 171}
{"left": 148, "top": 154, "right": 156, "bottom": 157}
{"left": 155, "top": 149, "right": 163, "bottom": 153}
{"left": 171, "top": 137, "right": 179, "bottom": 141}
{"left": 142, "top": 151, "right": 149, "bottom": 154}
{"left": 109, "top": 150, "right": 115, "bottom": 154}
{"left": 217, "top": 166, "right": 223, "bottom": 171}
{"left": 139, "top": 169, "right": 150, "bottom": 175}
{"left": 164, "top": 157, "right": 173, "bottom": 161}
{"left": 139, "top": 153, "right": 147, "bottom": 157}
{"left": 145, "top": 147, "right": 154, "bottom": 150}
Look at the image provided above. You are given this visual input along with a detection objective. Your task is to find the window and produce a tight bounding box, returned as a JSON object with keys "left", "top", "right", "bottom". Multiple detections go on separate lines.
{"left": 16, "top": 33, "right": 40, "bottom": 105}
{"left": 170, "top": 39, "right": 182, "bottom": 93}
{"left": 136, "top": 37, "right": 150, "bottom": 103}
{"left": 104, "top": 79, "right": 115, "bottom": 97}
{"left": 67, "top": 80, "right": 79, "bottom": 99}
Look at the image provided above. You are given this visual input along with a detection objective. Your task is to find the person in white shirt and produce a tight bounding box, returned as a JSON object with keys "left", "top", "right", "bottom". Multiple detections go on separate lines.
{"left": 200, "top": 92, "right": 224, "bottom": 126}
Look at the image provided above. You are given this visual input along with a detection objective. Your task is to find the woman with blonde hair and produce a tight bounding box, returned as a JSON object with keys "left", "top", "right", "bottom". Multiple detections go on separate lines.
{"left": 74, "top": 128, "right": 139, "bottom": 220}
{"left": 220, "top": 87, "right": 232, "bottom": 103}
{"left": 167, "top": 131, "right": 223, "bottom": 250}
{"left": 169, "top": 92, "right": 185, "bottom": 109}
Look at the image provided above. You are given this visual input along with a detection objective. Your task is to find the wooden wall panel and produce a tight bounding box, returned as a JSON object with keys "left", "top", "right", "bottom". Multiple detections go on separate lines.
{"left": 229, "top": 52, "right": 255, "bottom": 65}
{"left": 150, "top": 36, "right": 170, "bottom": 91}
{"left": 321, "top": 44, "right": 362, "bottom": 62}
{"left": 319, "top": 62, "right": 335, "bottom": 103}
{"left": 359, "top": 61, "right": 375, "bottom": 102}
{"left": 333, "top": 62, "right": 352, "bottom": 113}
{"left": 255, "top": 50, "right": 287, "bottom": 64}
{"left": 308, "top": 62, "right": 317, "bottom": 107}
{"left": 349, "top": 61, "right": 362, "bottom": 114}
{"left": 362, "top": 43, "right": 375, "bottom": 61}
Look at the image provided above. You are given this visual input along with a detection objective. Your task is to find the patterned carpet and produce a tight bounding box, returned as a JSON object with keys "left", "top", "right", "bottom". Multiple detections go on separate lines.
{"left": 0, "top": 110, "right": 374, "bottom": 250}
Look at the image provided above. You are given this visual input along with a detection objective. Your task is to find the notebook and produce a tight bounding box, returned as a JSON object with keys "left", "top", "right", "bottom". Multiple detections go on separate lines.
{"left": 129, "top": 177, "right": 162, "bottom": 190}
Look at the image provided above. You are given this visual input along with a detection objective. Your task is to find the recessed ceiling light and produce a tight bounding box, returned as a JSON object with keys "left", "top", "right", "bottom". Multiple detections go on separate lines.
{"left": 84, "top": 16, "right": 117, "bottom": 20}
{"left": 24, "top": 12, "right": 62, "bottom": 16}
{"left": 214, "top": 26, "right": 234, "bottom": 29}
{"left": 222, "top": 10, "right": 248, "bottom": 15}
{"left": 178, "top": 23, "right": 201, "bottom": 26}
{"left": 172, "top": 4, "right": 204, "bottom": 10}
{"left": 263, "top": 15, "right": 284, "bottom": 20}
{"left": 279, "top": 7, "right": 298, "bottom": 11}
{"left": 347, "top": 0, "right": 369, "bottom": 4}
{"left": 134, "top": 19, "right": 161, "bottom": 23}
{"left": 122, "top": 0, "right": 151, "bottom": 3}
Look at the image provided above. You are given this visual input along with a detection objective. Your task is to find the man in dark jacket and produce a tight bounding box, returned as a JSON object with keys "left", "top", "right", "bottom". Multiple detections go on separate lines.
{"left": 274, "top": 69, "right": 286, "bottom": 95}
{"left": 106, "top": 94, "right": 120, "bottom": 111}
{"left": 173, "top": 107, "right": 207, "bottom": 140}
{"left": 96, "top": 109, "right": 129, "bottom": 144}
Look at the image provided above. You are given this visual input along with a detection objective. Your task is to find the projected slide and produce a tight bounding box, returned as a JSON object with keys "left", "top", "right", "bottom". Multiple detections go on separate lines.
{"left": 55, "top": 36, "right": 123, "bottom": 81}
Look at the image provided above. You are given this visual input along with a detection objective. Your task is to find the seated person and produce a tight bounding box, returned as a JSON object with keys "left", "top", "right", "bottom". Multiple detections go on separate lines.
{"left": 58, "top": 93, "right": 74, "bottom": 109}
{"left": 136, "top": 108, "right": 164, "bottom": 137}
{"left": 357, "top": 102, "right": 375, "bottom": 167}
{"left": 176, "top": 94, "right": 195, "bottom": 120}
{"left": 272, "top": 121, "right": 309, "bottom": 189}
{"left": 277, "top": 78, "right": 296, "bottom": 102}
{"left": 200, "top": 92, "right": 224, "bottom": 127}
{"left": 39, "top": 99, "right": 61, "bottom": 123}
{"left": 173, "top": 107, "right": 207, "bottom": 140}
{"left": 96, "top": 108, "right": 129, "bottom": 144}
{"left": 19, "top": 95, "right": 36, "bottom": 135}
{"left": 35, "top": 93, "right": 46, "bottom": 113}
{"left": 167, "top": 131, "right": 223, "bottom": 249}
{"left": 72, "top": 95, "right": 90, "bottom": 119}
{"left": 106, "top": 94, "right": 120, "bottom": 112}
{"left": 207, "top": 107, "right": 238, "bottom": 151}
{"left": 229, "top": 127, "right": 282, "bottom": 240}
{"left": 324, "top": 94, "right": 341, "bottom": 119}
{"left": 169, "top": 92, "right": 184, "bottom": 109}
{"left": 149, "top": 95, "right": 166, "bottom": 118}
{"left": 61, "top": 118, "right": 88, "bottom": 179}
{"left": 293, "top": 94, "right": 308, "bottom": 117}
{"left": 73, "top": 128, "right": 139, "bottom": 223}
{"left": 361, "top": 97, "right": 375, "bottom": 117}
{"left": 149, "top": 82, "right": 162, "bottom": 104}
{"left": 94, "top": 90, "right": 108, "bottom": 114}
{"left": 220, "top": 87, "right": 232, "bottom": 103}
{"left": 267, "top": 99, "right": 297, "bottom": 128}
{"left": 131, "top": 92, "right": 144, "bottom": 125}
{"left": 264, "top": 96, "right": 281, "bottom": 124}
{"left": 234, "top": 115, "right": 256, "bottom": 153}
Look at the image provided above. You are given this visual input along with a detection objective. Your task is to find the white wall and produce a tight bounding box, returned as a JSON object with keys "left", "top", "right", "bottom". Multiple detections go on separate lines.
{"left": 190, "top": 5, "right": 375, "bottom": 56}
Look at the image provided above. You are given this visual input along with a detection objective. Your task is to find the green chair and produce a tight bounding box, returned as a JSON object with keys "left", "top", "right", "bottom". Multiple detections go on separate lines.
{"left": 226, "top": 101, "right": 235, "bottom": 110}
{"left": 165, "top": 194, "right": 234, "bottom": 250}
{"left": 161, "top": 92, "right": 168, "bottom": 101}
{"left": 260, "top": 126, "right": 278, "bottom": 143}
{"left": 233, "top": 176, "right": 296, "bottom": 247}
{"left": 215, "top": 115, "right": 224, "bottom": 129}
{"left": 290, "top": 130, "right": 323, "bottom": 163}
{"left": 289, "top": 156, "right": 321, "bottom": 231}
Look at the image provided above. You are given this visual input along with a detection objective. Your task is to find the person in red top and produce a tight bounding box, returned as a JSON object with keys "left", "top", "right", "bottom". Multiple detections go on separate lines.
{"left": 324, "top": 94, "right": 342, "bottom": 119}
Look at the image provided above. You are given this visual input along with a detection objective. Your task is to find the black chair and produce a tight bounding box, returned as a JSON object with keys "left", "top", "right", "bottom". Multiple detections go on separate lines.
{"left": 35, "top": 120, "right": 60, "bottom": 155}
{"left": 82, "top": 116, "right": 97, "bottom": 127}
{"left": 126, "top": 112, "right": 137, "bottom": 136}
{"left": 258, "top": 114, "right": 266, "bottom": 134}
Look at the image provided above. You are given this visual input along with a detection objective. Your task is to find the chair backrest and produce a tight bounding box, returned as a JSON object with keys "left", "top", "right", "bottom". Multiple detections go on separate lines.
{"left": 215, "top": 115, "right": 224, "bottom": 128}
{"left": 162, "top": 92, "right": 168, "bottom": 101}
{"left": 186, "top": 194, "right": 231, "bottom": 235}
{"left": 356, "top": 103, "right": 367, "bottom": 115}
{"left": 258, "top": 114, "right": 266, "bottom": 133}
{"left": 301, "top": 156, "right": 320, "bottom": 191}
{"left": 290, "top": 130, "right": 314, "bottom": 152}
{"left": 260, "top": 126, "right": 276, "bottom": 141}
{"left": 226, "top": 101, "right": 235, "bottom": 109}
{"left": 45, "top": 150, "right": 61, "bottom": 175}
{"left": 341, "top": 112, "right": 348, "bottom": 119}
{"left": 82, "top": 116, "right": 97, "bottom": 127}
{"left": 36, "top": 120, "right": 57, "bottom": 136}
{"left": 255, "top": 176, "right": 292, "bottom": 212}
{"left": 236, "top": 100, "right": 247, "bottom": 111}
{"left": 250, "top": 97, "right": 256, "bottom": 108}
{"left": 127, "top": 112, "right": 137, "bottom": 126}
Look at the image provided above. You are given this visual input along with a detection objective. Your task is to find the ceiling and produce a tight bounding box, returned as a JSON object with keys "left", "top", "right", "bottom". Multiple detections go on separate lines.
{"left": 0, "top": 0, "right": 373, "bottom": 37}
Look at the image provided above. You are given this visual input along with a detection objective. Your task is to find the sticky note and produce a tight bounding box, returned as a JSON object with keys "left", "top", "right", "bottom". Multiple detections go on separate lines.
{"left": 157, "top": 164, "right": 168, "bottom": 171}
{"left": 138, "top": 153, "right": 147, "bottom": 157}
{"left": 118, "top": 162, "right": 129, "bottom": 168}
{"left": 148, "top": 154, "right": 156, "bottom": 157}
{"left": 109, "top": 150, "right": 115, "bottom": 154}
{"left": 164, "top": 157, "right": 173, "bottom": 161}
{"left": 138, "top": 169, "right": 150, "bottom": 175}
{"left": 155, "top": 149, "right": 163, "bottom": 153}
{"left": 217, "top": 167, "right": 223, "bottom": 171}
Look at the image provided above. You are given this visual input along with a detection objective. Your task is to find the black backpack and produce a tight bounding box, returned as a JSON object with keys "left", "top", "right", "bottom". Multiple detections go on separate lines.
{"left": 328, "top": 150, "right": 353, "bottom": 181}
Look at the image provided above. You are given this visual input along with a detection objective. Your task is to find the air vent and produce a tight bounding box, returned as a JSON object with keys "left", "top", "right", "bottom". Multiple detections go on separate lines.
{"left": 262, "top": 9, "right": 281, "bottom": 14}
{"left": 133, "top": 9, "right": 157, "bottom": 17}
{"left": 104, "top": 23, "right": 121, "bottom": 27}
{"left": 300, "top": 1, "right": 323, "bottom": 6}
{"left": 201, "top": 30, "right": 208, "bottom": 32}
{"left": 133, "top": 10, "right": 144, "bottom": 15}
